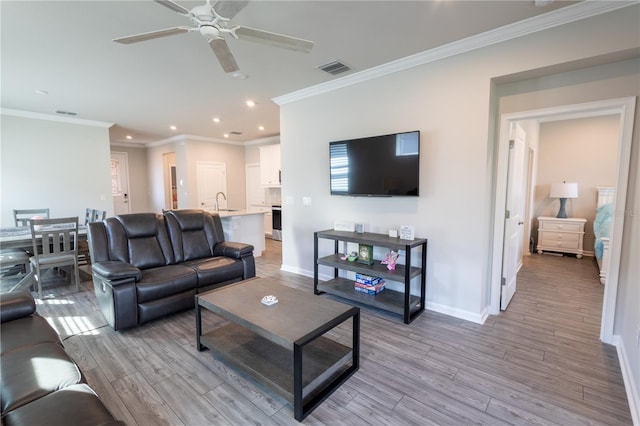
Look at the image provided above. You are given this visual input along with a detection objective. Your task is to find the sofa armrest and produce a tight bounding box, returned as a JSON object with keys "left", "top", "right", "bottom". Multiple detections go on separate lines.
{"left": 213, "top": 241, "right": 254, "bottom": 259}
{"left": 92, "top": 261, "right": 142, "bottom": 282}
{"left": 1, "top": 291, "right": 36, "bottom": 323}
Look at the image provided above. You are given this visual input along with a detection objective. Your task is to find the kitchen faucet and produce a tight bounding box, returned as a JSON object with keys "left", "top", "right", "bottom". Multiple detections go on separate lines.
{"left": 215, "top": 191, "right": 227, "bottom": 212}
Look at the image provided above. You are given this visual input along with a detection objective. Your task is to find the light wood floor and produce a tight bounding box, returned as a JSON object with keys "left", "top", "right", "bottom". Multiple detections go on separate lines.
{"left": 20, "top": 241, "right": 632, "bottom": 425}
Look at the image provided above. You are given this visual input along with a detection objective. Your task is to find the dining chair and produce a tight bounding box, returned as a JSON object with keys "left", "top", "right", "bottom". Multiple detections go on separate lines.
{"left": 0, "top": 209, "right": 50, "bottom": 280}
{"left": 29, "top": 217, "right": 80, "bottom": 299}
{"left": 14, "top": 208, "right": 50, "bottom": 226}
{"left": 78, "top": 209, "right": 107, "bottom": 265}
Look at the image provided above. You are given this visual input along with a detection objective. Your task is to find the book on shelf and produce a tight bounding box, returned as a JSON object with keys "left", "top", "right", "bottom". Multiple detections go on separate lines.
{"left": 354, "top": 280, "right": 385, "bottom": 295}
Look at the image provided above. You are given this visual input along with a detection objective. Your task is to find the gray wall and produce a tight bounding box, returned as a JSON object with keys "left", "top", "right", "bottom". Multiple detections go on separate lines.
{"left": 1, "top": 113, "right": 112, "bottom": 225}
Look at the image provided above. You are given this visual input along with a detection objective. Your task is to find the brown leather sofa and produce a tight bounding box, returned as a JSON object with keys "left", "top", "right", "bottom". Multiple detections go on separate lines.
{"left": 0, "top": 291, "right": 124, "bottom": 426}
{"left": 88, "top": 210, "right": 255, "bottom": 331}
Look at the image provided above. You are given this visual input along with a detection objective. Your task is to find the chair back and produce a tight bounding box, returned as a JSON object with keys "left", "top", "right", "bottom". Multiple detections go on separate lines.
{"left": 14, "top": 209, "right": 50, "bottom": 227}
{"left": 85, "top": 208, "right": 107, "bottom": 225}
{"left": 30, "top": 217, "right": 79, "bottom": 260}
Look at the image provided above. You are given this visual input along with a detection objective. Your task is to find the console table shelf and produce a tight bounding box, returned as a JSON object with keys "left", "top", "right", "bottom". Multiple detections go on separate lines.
{"left": 314, "top": 229, "right": 427, "bottom": 324}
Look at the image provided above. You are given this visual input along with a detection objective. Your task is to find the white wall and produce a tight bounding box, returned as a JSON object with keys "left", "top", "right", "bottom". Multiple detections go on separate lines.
{"left": 146, "top": 137, "right": 247, "bottom": 212}
{"left": 278, "top": 6, "right": 639, "bottom": 325}
{"left": 534, "top": 115, "right": 619, "bottom": 252}
{"left": 0, "top": 113, "right": 113, "bottom": 226}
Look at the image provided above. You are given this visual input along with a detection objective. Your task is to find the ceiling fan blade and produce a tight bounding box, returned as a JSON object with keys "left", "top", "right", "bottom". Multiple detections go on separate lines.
{"left": 113, "top": 27, "right": 191, "bottom": 44}
{"left": 209, "top": 37, "right": 239, "bottom": 73}
{"left": 154, "top": 0, "right": 190, "bottom": 15}
{"left": 234, "top": 26, "right": 313, "bottom": 53}
{"left": 213, "top": 1, "right": 249, "bottom": 20}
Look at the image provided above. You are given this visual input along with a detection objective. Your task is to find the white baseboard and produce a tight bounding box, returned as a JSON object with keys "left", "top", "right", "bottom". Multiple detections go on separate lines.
{"left": 426, "top": 301, "right": 488, "bottom": 324}
{"left": 613, "top": 334, "right": 640, "bottom": 426}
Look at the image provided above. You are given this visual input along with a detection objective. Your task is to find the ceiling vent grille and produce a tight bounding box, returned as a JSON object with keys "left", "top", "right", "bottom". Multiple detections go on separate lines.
{"left": 55, "top": 110, "right": 77, "bottom": 116}
{"left": 229, "top": 131, "right": 242, "bottom": 135}
{"left": 318, "top": 60, "right": 351, "bottom": 76}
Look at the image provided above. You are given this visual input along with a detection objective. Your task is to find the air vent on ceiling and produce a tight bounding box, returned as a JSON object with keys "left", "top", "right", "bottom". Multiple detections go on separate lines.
{"left": 318, "top": 60, "right": 351, "bottom": 76}
{"left": 229, "top": 131, "right": 242, "bottom": 135}
{"left": 55, "top": 110, "right": 78, "bottom": 116}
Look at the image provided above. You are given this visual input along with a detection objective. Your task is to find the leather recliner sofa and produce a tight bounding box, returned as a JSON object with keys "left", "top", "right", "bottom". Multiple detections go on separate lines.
{"left": 0, "top": 291, "right": 124, "bottom": 426}
{"left": 88, "top": 209, "right": 255, "bottom": 331}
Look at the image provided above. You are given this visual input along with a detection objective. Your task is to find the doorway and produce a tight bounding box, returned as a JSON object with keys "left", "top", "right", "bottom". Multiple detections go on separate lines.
{"left": 491, "top": 97, "right": 636, "bottom": 344}
{"left": 111, "top": 152, "right": 131, "bottom": 215}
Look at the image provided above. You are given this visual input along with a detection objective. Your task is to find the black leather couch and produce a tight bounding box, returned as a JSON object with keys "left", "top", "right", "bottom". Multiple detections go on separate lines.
{"left": 88, "top": 209, "right": 255, "bottom": 331}
{"left": 0, "top": 291, "right": 124, "bottom": 426}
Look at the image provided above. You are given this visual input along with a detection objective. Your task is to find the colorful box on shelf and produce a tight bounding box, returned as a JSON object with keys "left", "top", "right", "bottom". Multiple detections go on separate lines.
{"left": 354, "top": 280, "right": 385, "bottom": 295}
{"left": 355, "top": 273, "right": 382, "bottom": 285}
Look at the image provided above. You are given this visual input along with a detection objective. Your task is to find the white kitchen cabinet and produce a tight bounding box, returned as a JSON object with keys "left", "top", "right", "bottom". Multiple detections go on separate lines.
{"left": 259, "top": 144, "right": 281, "bottom": 187}
{"left": 536, "top": 216, "right": 586, "bottom": 258}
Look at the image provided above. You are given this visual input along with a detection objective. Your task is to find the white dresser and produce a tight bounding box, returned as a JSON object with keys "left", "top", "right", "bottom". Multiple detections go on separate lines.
{"left": 537, "top": 216, "right": 587, "bottom": 258}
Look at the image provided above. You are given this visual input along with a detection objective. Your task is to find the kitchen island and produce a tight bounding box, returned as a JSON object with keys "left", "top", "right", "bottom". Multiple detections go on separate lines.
{"left": 214, "top": 210, "right": 266, "bottom": 257}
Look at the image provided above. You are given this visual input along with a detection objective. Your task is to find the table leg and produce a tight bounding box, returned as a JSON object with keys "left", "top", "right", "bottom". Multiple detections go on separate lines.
{"left": 195, "top": 301, "right": 204, "bottom": 351}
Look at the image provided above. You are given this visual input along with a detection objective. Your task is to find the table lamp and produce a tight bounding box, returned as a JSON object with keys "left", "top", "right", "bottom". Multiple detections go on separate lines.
{"left": 550, "top": 182, "right": 578, "bottom": 218}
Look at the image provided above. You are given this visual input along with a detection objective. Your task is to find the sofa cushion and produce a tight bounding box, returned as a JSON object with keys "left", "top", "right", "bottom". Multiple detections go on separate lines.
{"left": 104, "top": 214, "right": 175, "bottom": 269}
{"left": 2, "top": 384, "right": 125, "bottom": 426}
{"left": 135, "top": 264, "right": 198, "bottom": 303}
{"left": 1, "top": 342, "right": 83, "bottom": 413}
{"left": 0, "top": 316, "right": 61, "bottom": 355}
{"left": 164, "top": 209, "right": 224, "bottom": 263}
{"left": 185, "top": 256, "right": 245, "bottom": 287}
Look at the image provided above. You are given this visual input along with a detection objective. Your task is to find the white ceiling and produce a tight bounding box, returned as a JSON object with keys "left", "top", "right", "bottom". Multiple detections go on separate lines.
{"left": 1, "top": 0, "right": 583, "bottom": 145}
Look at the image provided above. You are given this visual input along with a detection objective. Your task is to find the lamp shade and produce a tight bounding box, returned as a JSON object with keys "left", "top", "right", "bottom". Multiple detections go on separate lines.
{"left": 550, "top": 182, "right": 578, "bottom": 199}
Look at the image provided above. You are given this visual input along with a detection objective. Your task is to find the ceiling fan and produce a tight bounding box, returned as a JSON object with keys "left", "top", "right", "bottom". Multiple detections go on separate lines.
{"left": 113, "top": 0, "right": 314, "bottom": 73}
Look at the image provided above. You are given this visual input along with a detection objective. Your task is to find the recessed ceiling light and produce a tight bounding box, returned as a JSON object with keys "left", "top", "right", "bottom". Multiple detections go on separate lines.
{"left": 258, "top": 125, "right": 264, "bottom": 131}
{"left": 126, "top": 135, "right": 133, "bottom": 140}
{"left": 213, "top": 117, "right": 220, "bottom": 123}
{"left": 246, "top": 100, "right": 255, "bottom": 108}
{"left": 223, "top": 133, "right": 229, "bottom": 138}
{"left": 170, "top": 125, "right": 177, "bottom": 131}
{"left": 231, "top": 72, "right": 248, "bottom": 80}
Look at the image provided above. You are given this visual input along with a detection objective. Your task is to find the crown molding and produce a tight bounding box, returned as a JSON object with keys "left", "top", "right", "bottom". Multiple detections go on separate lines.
{"left": 145, "top": 133, "right": 246, "bottom": 148}
{"left": 1, "top": 108, "right": 113, "bottom": 128}
{"left": 273, "top": 0, "right": 636, "bottom": 106}
{"left": 244, "top": 135, "right": 281, "bottom": 146}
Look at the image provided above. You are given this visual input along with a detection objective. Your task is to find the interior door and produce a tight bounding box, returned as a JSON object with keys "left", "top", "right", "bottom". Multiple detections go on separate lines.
{"left": 197, "top": 162, "right": 227, "bottom": 210}
{"left": 111, "top": 152, "right": 131, "bottom": 215}
{"left": 501, "top": 124, "right": 526, "bottom": 310}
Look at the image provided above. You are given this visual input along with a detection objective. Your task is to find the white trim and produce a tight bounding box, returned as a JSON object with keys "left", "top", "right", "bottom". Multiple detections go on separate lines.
{"left": 426, "top": 302, "right": 488, "bottom": 325}
{"left": 273, "top": 1, "right": 635, "bottom": 106}
{"left": 244, "top": 135, "right": 281, "bottom": 146}
{"left": 146, "top": 133, "right": 246, "bottom": 148}
{"left": 613, "top": 335, "right": 640, "bottom": 426}
{"left": 489, "top": 97, "right": 636, "bottom": 347}
{"left": 1, "top": 108, "right": 113, "bottom": 128}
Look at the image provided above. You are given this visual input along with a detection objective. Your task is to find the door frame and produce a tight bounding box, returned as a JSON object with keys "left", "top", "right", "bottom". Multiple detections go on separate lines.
{"left": 490, "top": 96, "right": 636, "bottom": 344}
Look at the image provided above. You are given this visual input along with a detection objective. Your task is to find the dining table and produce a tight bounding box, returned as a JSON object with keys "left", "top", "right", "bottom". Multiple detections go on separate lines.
{"left": 0, "top": 224, "right": 87, "bottom": 293}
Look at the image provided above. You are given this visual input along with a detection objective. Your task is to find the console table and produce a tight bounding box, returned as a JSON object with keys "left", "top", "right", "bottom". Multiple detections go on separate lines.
{"left": 314, "top": 229, "right": 427, "bottom": 324}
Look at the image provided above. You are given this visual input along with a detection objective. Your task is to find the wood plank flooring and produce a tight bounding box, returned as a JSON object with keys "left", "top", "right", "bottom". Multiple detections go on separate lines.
{"left": 14, "top": 242, "right": 632, "bottom": 425}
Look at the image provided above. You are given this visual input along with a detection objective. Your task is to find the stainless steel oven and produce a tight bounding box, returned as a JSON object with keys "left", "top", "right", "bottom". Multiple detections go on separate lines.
{"left": 271, "top": 205, "right": 282, "bottom": 241}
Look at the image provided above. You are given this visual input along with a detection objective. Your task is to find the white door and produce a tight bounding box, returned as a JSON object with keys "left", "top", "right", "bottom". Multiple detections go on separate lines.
{"left": 111, "top": 152, "right": 131, "bottom": 215}
{"left": 501, "top": 124, "right": 526, "bottom": 310}
{"left": 197, "top": 162, "right": 227, "bottom": 210}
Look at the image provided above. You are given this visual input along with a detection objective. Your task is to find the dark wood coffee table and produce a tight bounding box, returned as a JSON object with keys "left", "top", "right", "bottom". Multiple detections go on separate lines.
{"left": 195, "top": 277, "right": 360, "bottom": 421}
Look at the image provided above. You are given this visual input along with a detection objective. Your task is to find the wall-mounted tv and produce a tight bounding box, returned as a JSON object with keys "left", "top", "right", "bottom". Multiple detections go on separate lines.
{"left": 330, "top": 130, "right": 420, "bottom": 197}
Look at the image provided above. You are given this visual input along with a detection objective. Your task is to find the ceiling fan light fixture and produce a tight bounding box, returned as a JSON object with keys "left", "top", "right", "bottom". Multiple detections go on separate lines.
{"left": 199, "top": 25, "right": 219, "bottom": 39}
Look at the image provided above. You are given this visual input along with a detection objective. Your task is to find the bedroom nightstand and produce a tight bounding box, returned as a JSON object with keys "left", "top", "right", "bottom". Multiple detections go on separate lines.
{"left": 537, "top": 217, "right": 587, "bottom": 258}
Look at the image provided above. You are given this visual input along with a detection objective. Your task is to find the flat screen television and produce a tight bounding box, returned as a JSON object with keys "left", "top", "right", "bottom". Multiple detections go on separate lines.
{"left": 330, "top": 130, "right": 420, "bottom": 197}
